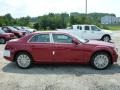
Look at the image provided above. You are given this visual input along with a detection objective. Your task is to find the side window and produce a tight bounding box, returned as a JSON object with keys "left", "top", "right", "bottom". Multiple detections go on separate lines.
{"left": 84, "top": 26, "right": 90, "bottom": 30}
{"left": 91, "top": 26, "right": 101, "bottom": 31}
{"left": 71, "top": 26, "right": 73, "bottom": 29}
{"left": 2, "top": 27, "right": 8, "bottom": 32}
{"left": 53, "top": 34, "right": 72, "bottom": 43}
{"left": 79, "top": 26, "right": 82, "bottom": 30}
{"left": 77, "top": 26, "right": 82, "bottom": 30}
{"left": 30, "top": 34, "right": 50, "bottom": 43}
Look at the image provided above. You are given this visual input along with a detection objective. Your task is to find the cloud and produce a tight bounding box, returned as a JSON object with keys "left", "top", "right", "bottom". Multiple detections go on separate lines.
{"left": 24, "top": 0, "right": 85, "bottom": 16}
{"left": 0, "top": 0, "right": 26, "bottom": 17}
{"left": 0, "top": 0, "right": 120, "bottom": 18}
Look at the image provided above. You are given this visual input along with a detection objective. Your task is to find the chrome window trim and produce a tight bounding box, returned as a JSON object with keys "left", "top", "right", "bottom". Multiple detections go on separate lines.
{"left": 50, "top": 33, "right": 54, "bottom": 43}
{"left": 27, "top": 33, "right": 81, "bottom": 45}
{"left": 51, "top": 33, "right": 74, "bottom": 44}
{"left": 27, "top": 33, "right": 52, "bottom": 43}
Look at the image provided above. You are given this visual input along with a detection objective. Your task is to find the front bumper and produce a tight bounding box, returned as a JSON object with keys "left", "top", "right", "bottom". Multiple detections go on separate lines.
{"left": 3, "top": 50, "right": 13, "bottom": 61}
{"left": 112, "top": 53, "right": 118, "bottom": 63}
{"left": 3, "top": 50, "right": 10, "bottom": 57}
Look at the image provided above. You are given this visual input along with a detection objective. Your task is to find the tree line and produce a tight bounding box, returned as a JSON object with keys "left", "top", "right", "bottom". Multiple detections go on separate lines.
{"left": 0, "top": 13, "right": 115, "bottom": 30}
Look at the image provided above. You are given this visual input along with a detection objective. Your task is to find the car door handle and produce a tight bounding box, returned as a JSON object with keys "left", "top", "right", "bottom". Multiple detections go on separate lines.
{"left": 53, "top": 51, "right": 55, "bottom": 55}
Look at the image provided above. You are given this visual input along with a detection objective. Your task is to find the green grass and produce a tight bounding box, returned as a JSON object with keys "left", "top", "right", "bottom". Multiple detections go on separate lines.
{"left": 105, "top": 25, "right": 120, "bottom": 31}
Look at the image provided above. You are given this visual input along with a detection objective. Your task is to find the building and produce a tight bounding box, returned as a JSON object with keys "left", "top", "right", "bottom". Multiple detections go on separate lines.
{"left": 116, "top": 17, "right": 120, "bottom": 23}
{"left": 101, "top": 15, "right": 120, "bottom": 24}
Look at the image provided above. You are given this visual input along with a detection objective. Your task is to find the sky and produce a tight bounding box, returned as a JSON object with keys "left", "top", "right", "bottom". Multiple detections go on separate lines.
{"left": 0, "top": 0, "right": 120, "bottom": 18}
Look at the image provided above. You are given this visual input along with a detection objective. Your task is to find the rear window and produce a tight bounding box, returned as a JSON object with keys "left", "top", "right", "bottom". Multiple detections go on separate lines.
{"left": 30, "top": 34, "right": 50, "bottom": 43}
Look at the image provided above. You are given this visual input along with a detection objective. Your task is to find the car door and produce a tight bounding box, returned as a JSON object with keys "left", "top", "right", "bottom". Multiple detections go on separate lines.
{"left": 52, "top": 34, "right": 83, "bottom": 63}
{"left": 90, "top": 26, "right": 103, "bottom": 40}
{"left": 29, "top": 33, "right": 53, "bottom": 62}
{"left": 82, "top": 25, "right": 94, "bottom": 40}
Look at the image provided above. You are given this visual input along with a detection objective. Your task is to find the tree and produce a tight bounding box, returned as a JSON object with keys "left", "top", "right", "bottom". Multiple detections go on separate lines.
{"left": 33, "top": 23, "right": 40, "bottom": 30}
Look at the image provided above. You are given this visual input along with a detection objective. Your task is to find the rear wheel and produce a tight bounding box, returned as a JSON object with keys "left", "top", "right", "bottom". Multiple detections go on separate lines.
{"left": 15, "top": 52, "right": 32, "bottom": 69}
{"left": 90, "top": 52, "right": 112, "bottom": 70}
{"left": 0, "top": 38, "right": 6, "bottom": 44}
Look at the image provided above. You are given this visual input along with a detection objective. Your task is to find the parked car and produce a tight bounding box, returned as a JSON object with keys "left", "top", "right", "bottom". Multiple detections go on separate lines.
{"left": 13, "top": 26, "right": 31, "bottom": 35}
{"left": 21, "top": 26, "right": 36, "bottom": 32}
{"left": 1, "top": 26, "right": 23, "bottom": 38}
{"left": 57, "top": 25, "right": 112, "bottom": 42}
{"left": 3, "top": 31, "right": 118, "bottom": 69}
{"left": 0, "top": 28, "right": 15, "bottom": 44}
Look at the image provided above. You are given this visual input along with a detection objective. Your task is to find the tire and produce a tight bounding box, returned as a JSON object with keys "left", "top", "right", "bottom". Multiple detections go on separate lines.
{"left": 102, "top": 35, "right": 110, "bottom": 42}
{"left": 90, "top": 52, "right": 112, "bottom": 70}
{"left": 0, "top": 38, "right": 6, "bottom": 44}
{"left": 15, "top": 52, "right": 32, "bottom": 69}
{"left": 16, "top": 35, "right": 21, "bottom": 38}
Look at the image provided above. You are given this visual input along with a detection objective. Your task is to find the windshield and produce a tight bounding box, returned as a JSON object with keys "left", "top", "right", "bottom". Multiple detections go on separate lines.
{"left": 14, "top": 26, "right": 22, "bottom": 30}
{"left": 0, "top": 28, "right": 5, "bottom": 34}
{"left": 8, "top": 26, "right": 18, "bottom": 31}
{"left": 70, "top": 33, "right": 88, "bottom": 43}
{"left": 22, "top": 27, "right": 30, "bottom": 29}
{"left": 14, "top": 27, "right": 19, "bottom": 30}
{"left": 16, "top": 27, "right": 22, "bottom": 30}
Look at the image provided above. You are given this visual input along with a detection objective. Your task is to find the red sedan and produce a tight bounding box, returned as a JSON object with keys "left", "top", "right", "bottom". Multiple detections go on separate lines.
{"left": 0, "top": 28, "right": 15, "bottom": 44}
{"left": 2, "top": 26, "right": 23, "bottom": 38}
{"left": 3, "top": 31, "right": 118, "bottom": 70}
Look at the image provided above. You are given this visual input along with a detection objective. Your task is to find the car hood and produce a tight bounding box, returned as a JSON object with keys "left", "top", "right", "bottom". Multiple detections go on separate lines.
{"left": 86, "top": 40, "right": 115, "bottom": 48}
{"left": 102, "top": 29, "right": 113, "bottom": 34}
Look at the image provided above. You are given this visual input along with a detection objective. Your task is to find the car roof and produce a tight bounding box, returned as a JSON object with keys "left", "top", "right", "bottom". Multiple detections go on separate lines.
{"left": 33, "top": 31, "right": 70, "bottom": 34}
{"left": 73, "top": 24, "right": 95, "bottom": 26}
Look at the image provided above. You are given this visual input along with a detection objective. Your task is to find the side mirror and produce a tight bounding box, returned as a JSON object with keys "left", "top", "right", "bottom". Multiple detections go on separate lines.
{"left": 72, "top": 39, "right": 79, "bottom": 45}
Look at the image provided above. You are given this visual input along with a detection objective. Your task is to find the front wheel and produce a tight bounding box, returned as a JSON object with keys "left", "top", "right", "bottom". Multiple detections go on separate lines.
{"left": 90, "top": 52, "right": 112, "bottom": 70}
{"left": 102, "top": 35, "right": 111, "bottom": 42}
{"left": 15, "top": 52, "right": 32, "bottom": 69}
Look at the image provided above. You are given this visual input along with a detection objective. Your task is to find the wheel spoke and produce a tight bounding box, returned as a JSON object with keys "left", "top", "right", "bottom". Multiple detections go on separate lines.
{"left": 94, "top": 54, "right": 109, "bottom": 69}
{"left": 17, "top": 54, "right": 31, "bottom": 68}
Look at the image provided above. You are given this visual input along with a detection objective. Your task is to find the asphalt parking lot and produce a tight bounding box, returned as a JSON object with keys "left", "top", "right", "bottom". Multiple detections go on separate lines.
{"left": 0, "top": 31, "right": 120, "bottom": 90}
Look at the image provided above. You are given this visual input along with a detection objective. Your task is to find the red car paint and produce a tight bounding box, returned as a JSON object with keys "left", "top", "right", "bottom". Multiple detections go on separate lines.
{"left": 2, "top": 26, "right": 23, "bottom": 38}
{"left": 4, "top": 32, "right": 118, "bottom": 64}
{"left": 0, "top": 33, "right": 15, "bottom": 41}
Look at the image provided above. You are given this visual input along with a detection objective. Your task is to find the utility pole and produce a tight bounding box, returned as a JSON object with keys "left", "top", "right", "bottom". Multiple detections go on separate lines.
{"left": 85, "top": 0, "right": 87, "bottom": 14}
{"left": 85, "top": 0, "right": 88, "bottom": 24}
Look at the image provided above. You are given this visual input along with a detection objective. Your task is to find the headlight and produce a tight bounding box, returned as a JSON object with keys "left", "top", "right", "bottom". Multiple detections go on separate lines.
{"left": 114, "top": 48, "right": 118, "bottom": 53}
